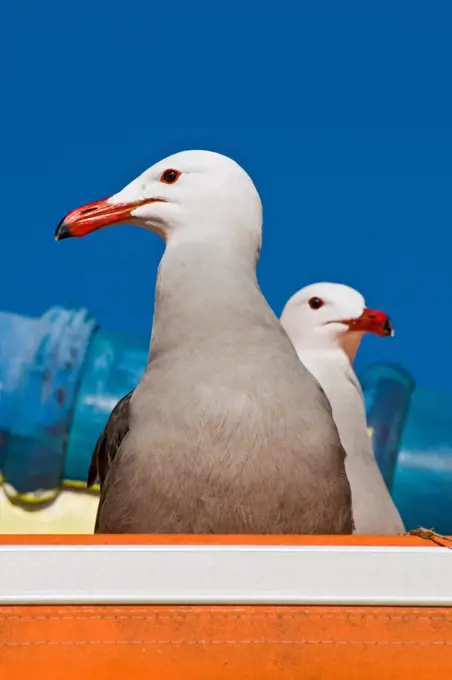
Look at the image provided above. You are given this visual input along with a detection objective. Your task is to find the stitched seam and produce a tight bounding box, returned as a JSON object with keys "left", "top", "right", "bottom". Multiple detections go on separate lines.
{"left": 2, "top": 613, "right": 452, "bottom": 622}
{"left": 1, "top": 639, "right": 452, "bottom": 647}
{"left": 71, "top": 607, "right": 452, "bottom": 615}
{"left": 9, "top": 606, "right": 444, "bottom": 615}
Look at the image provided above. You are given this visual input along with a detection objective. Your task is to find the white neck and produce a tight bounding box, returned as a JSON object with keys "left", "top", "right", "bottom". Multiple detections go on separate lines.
{"left": 283, "top": 323, "right": 364, "bottom": 365}
{"left": 292, "top": 343, "right": 352, "bottom": 379}
{"left": 293, "top": 341, "right": 364, "bottom": 423}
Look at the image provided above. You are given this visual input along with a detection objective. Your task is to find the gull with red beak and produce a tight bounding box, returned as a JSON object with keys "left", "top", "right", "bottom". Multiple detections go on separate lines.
{"left": 56, "top": 150, "right": 353, "bottom": 534}
{"left": 280, "top": 282, "right": 405, "bottom": 535}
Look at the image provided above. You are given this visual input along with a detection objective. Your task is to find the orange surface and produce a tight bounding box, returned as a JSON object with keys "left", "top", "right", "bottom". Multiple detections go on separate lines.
{"left": 0, "top": 533, "right": 447, "bottom": 546}
{"left": 1, "top": 604, "right": 451, "bottom": 679}
{"left": 1, "top": 535, "right": 451, "bottom": 679}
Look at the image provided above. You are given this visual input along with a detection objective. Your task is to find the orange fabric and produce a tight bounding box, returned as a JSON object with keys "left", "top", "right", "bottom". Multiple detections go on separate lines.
{"left": 1, "top": 604, "right": 451, "bottom": 679}
{"left": 0, "top": 533, "right": 448, "bottom": 546}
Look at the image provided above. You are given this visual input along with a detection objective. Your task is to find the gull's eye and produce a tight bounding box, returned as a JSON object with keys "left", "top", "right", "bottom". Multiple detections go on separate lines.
{"left": 160, "top": 169, "right": 181, "bottom": 184}
{"left": 308, "top": 297, "right": 324, "bottom": 310}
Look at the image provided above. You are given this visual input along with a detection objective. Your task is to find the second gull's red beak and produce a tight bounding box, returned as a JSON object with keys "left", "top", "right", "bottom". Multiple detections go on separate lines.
{"left": 345, "top": 308, "right": 394, "bottom": 337}
{"left": 55, "top": 197, "right": 164, "bottom": 240}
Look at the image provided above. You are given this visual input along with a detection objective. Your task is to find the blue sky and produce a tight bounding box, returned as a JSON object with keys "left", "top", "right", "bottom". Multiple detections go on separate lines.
{"left": 1, "top": 2, "right": 451, "bottom": 389}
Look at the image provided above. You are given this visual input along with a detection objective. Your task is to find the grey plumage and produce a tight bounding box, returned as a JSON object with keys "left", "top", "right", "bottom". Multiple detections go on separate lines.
{"left": 88, "top": 244, "right": 353, "bottom": 534}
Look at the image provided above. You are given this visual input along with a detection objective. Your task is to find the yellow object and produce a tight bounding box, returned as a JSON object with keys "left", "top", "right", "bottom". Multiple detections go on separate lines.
{"left": 0, "top": 487, "right": 98, "bottom": 534}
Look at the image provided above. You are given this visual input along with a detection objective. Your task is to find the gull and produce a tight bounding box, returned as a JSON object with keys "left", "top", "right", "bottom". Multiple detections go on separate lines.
{"left": 281, "top": 282, "right": 405, "bottom": 534}
{"left": 56, "top": 151, "right": 353, "bottom": 534}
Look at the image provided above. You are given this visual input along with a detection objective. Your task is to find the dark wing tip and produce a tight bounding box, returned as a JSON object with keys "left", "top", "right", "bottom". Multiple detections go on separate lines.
{"left": 87, "top": 458, "right": 99, "bottom": 488}
{"left": 86, "top": 390, "right": 133, "bottom": 488}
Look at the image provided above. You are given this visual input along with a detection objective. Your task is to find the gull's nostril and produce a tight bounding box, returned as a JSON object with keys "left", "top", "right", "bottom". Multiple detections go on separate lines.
{"left": 80, "top": 207, "right": 98, "bottom": 215}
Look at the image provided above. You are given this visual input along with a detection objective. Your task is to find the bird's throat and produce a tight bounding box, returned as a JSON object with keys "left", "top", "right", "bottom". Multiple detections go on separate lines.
{"left": 148, "top": 241, "right": 263, "bottom": 361}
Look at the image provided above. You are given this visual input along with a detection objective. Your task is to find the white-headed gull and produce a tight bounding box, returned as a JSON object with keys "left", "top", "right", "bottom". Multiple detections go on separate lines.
{"left": 56, "top": 151, "right": 353, "bottom": 534}
{"left": 280, "top": 281, "right": 405, "bottom": 535}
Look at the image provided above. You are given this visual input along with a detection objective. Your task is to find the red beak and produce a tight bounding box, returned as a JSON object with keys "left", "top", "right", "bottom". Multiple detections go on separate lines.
{"left": 55, "top": 197, "right": 164, "bottom": 240}
{"left": 345, "top": 308, "right": 394, "bottom": 337}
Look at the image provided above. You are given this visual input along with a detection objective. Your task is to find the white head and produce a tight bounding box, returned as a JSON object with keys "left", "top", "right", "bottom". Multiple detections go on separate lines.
{"left": 55, "top": 150, "right": 262, "bottom": 252}
{"left": 280, "top": 282, "right": 393, "bottom": 364}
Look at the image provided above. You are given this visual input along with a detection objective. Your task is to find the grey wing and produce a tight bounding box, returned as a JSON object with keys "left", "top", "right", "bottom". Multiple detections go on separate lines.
{"left": 87, "top": 390, "right": 133, "bottom": 488}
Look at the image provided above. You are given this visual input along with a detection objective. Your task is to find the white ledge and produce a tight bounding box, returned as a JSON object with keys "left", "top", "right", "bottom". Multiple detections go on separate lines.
{"left": 0, "top": 544, "right": 451, "bottom": 606}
